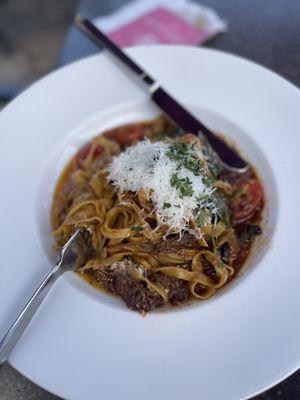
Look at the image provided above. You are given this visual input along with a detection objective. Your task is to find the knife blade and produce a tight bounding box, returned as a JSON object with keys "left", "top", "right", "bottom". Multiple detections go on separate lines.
{"left": 75, "top": 16, "right": 248, "bottom": 170}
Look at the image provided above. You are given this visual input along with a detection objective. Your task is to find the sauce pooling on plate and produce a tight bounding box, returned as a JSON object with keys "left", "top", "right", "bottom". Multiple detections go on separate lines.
{"left": 51, "top": 115, "right": 264, "bottom": 313}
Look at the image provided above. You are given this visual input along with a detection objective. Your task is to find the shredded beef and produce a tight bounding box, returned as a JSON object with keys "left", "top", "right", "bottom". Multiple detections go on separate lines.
{"left": 94, "top": 265, "right": 164, "bottom": 312}
{"left": 149, "top": 271, "right": 189, "bottom": 305}
{"left": 143, "top": 234, "right": 201, "bottom": 254}
{"left": 93, "top": 261, "right": 190, "bottom": 312}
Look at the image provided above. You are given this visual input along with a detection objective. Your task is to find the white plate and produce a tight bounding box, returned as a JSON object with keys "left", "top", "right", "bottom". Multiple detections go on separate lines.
{"left": 0, "top": 46, "right": 299, "bottom": 400}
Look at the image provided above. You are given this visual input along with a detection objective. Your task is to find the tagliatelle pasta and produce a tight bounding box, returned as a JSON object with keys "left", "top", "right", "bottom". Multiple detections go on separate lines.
{"left": 51, "top": 116, "right": 264, "bottom": 313}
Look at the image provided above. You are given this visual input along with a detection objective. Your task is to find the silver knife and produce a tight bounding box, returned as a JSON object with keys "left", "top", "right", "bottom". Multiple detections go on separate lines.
{"left": 75, "top": 16, "right": 247, "bottom": 171}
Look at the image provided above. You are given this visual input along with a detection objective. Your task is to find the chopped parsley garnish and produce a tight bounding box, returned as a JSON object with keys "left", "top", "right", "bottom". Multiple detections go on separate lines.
{"left": 131, "top": 226, "right": 144, "bottom": 231}
{"left": 196, "top": 209, "right": 206, "bottom": 227}
{"left": 166, "top": 142, "right": 202, "bottom": 176}
{"left": 197, "top": 194, "right": 209, "bottom": 203}
{"left": 166, "top": 142, "right": 187, "bottom": 159}
{"left": 163, "top": 202, "right": 180, "bottom": 209}
{"left": 170, "top": 174, "right": 194, "bottom": 197}
{"left": 202, "top": 176, "right": 213, "bottom": 186}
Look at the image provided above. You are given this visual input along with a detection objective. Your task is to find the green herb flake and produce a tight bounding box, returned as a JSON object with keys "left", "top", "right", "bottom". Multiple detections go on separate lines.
{"left": 131, "top": 226, "right": 144, "bottom": 231}
{"left": 197, "top": 194, "right": 209, "bottom": 203}
{"left": 166, "top": 142, "right": 202, "bottom": 176}
{"left": 170, "top": 174, "right": 194, "bottom": 197}
{"left": 202, "top": 176, "right": 213, "bottom": 186}
{"left": 163, "top": 202, "right": 172, "bottom": 209}
{"left": 196, "top": 210, "right": 206, "bottom": 228}
{"left": 166, "top": 142, "right": 188, "bottom": 160}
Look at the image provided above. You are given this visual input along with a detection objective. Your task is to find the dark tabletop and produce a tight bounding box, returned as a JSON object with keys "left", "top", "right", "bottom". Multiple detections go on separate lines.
{"left": 0, "top": 0, "right": 299, "bottom": 399}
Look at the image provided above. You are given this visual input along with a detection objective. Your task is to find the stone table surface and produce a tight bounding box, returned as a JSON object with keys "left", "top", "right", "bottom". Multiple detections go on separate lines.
{"left": 0, "top": 0, "right": 299, "bottom": 399}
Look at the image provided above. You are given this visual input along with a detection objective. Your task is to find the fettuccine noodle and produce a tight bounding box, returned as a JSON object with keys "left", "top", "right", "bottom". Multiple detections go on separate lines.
{"left": 52, "top": 116, "right": 264, "bottom": 312}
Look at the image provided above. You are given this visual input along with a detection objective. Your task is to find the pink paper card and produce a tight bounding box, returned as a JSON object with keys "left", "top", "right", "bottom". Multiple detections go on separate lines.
{"left": 108, "top": 7, "right": 210, "bottom": 47}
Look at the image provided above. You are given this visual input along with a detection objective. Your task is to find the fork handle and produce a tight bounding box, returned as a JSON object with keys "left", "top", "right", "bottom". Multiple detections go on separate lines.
{"left": 0, "top": 261, "right": 63, "bottom": 368}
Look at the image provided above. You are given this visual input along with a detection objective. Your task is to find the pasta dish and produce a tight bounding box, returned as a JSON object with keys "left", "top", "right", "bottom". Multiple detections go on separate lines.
{"left": 51, "top": 116, "right": 264, "bottom": 313}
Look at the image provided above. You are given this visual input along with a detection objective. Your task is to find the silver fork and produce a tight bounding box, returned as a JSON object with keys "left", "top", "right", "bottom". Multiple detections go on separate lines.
{"left": 0, "top": 229, "right": 88, "bottom": 368}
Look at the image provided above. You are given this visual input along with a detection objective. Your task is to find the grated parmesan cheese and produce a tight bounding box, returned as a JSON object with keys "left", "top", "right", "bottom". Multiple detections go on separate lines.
{"left": 110, "top": 259, "right": 144, "bottom": 275}
{"left": 107, "top": 139, "right": 218, "bottom": 235}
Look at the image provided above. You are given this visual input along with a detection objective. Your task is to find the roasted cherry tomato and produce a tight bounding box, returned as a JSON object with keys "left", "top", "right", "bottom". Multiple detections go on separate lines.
{"left": 231, "top": 180, "right": 263, "bottom": 223}
{"left": 76, "top": 143, "right": 104, "bottom": 169}
{"left": 104, "top": 123, "right": 144, "bottom": 145}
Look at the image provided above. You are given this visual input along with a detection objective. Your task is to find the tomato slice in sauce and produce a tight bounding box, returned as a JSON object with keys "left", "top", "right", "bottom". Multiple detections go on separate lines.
{"left": 231, "top": 180, "right": 263, "bottom": 223}
{"left": 76, "top": 143, "right": 104, "bottom": 169}
{"left": 104, "top": 123, "right": 144, "bottom": 145}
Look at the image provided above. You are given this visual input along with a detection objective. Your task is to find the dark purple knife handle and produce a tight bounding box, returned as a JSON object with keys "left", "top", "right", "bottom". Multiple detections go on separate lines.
{"left": 75, "top": 16, "right": 156, "bottom": 87}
